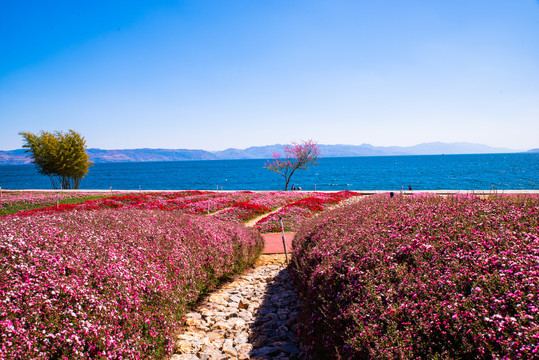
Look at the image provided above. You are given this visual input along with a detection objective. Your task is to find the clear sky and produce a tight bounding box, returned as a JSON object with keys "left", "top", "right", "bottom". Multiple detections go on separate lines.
{"left": 1, "top": 0, "right": 538, "bottom": 151}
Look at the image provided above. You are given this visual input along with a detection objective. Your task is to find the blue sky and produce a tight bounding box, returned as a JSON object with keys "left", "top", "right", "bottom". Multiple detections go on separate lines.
{"left": 1, "top": 0, "right": 538, "bottom": 151}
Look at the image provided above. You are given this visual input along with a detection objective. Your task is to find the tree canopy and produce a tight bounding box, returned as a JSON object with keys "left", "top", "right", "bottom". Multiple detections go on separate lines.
{"left": 264, "top": 139, "right": 320, "bottom": 191}
{"left": 19, "top": 130, "right": 93, "bottom": 189}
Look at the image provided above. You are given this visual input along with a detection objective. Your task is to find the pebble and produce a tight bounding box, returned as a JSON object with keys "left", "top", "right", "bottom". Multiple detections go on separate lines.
{"left": 170, "top": 261, "right": 315, "bottom": 360}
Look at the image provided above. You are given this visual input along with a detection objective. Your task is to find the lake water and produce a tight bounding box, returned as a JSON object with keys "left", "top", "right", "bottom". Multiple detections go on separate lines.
{"left": 0, "top": 153, "right": 537, "bottom": 191}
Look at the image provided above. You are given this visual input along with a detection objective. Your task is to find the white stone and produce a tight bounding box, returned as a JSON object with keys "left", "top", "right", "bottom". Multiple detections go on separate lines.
{"left": 169, "top": 262, "right": 304, "bottom": 360}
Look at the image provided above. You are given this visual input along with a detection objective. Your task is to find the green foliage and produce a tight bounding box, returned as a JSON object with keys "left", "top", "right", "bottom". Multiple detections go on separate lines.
{"left": 19, "top": 130, "right": 93, "bottom": 189}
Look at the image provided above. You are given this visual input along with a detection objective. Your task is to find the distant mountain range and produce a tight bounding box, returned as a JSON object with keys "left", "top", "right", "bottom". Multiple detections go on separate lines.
{"left": 0, "top": 142, "right": 526, "bottom": 165}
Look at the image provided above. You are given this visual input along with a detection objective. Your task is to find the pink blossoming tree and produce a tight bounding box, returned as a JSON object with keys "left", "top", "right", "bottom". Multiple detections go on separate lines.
{"left": 264, "top": 139, "right": 320, "bottom": 191}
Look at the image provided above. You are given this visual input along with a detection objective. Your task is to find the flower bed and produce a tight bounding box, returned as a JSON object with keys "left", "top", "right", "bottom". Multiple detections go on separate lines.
{"left": 211, "top": 192, "right": 308, "bottom": 224}
{"left": 255, "top": 191, "right": 359, "bottom": 232}
{"left": 127, "top": 192, "right": 218, "bottom": 212}
{"left": 1, "top": 191, "right": 233, "bottom": 217}
{"left": 248, "top": 191, "right": 308, "bottom": 210}
{"left": 212, "top": 201, "right": 272, "bottom": 223}
{"left": 2, "top": 191, "right": 314, "bottom": 219}
{"left": 185, "top": 191, "right": 257, "bottom": 215}
{"left": 0, "top": 209, "right": 263, "bottom": 359}
{"left": 290, "top": 193, "right": 539, "bottom": 359}
{"left": 0, "top": 191, "right": 113, "bottom": 216}
{"left": 1, "top": 194, "right": 151, "bottom": 217}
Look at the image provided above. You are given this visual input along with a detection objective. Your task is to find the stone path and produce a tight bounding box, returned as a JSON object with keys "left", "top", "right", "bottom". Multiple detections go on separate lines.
{"left": 170, "top": 256, "right": 314, "bottom": 360}
{"left": 169, "top": 197, "right": 364, "bottom": 359}
{"left": 244, "top": 206, "right": 284, "bottom": 228}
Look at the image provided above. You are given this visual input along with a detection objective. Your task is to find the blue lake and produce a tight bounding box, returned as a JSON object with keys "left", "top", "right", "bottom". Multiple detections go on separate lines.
{"left": 0, "top": 153, "right": 537, "bottom": 191}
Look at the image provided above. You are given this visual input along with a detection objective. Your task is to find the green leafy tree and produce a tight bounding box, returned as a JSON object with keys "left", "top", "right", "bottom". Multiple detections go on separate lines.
{"left": 264, "top": 139, "right": 320, "bottom": 191}
{"left": 19, "top": 130, "right": 93, "bottom": 189}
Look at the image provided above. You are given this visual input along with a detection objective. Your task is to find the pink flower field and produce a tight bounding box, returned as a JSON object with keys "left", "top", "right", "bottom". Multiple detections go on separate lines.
{"left": 2, "top": 191, "right": 225, "bottom": 217}
{"left": 254, "top": 191, "right": 360, "bottom": 232}
{"left": 0, "top": 209, "right": 263, "bottom": 359}
{"left": 290, "top": 193, "right": 539, "bottom": 359}
{"left": 212, "top": 201, "right": 272, "bottom": 223}
{"left": 8, "top": 190, "right": 535, "bottom": 359}
{"left": 0, "top": 191, "right": 113, "bottom": 217}
{"left": 0, "top": 189, "right": 358, "bottom": 359}
{"left": 209, "top": 191, "right": 307, "bottom": 223}
{"left": 2, "top": 191, "right": 309, "bottom": 220}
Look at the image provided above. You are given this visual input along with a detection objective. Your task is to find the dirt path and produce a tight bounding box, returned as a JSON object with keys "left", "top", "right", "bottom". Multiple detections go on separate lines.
{"left": 207, "top": 206, "right": 233, "bottom": 216}
{"left": 244, "top": 206, "right": 284, "bottom": 228}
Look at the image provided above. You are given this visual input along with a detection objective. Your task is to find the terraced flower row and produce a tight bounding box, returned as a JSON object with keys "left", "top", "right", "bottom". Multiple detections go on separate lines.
{"left": 1, "top": 191, "right": 302, "bottom": 217}
{"left": 2, "top": 191, "right": 313, "bottom": 225}
{"left": 290, "top": 193, "right": 539, "bottom": 359}
{"left": 0, "top": 191, "right": 113, "bottom": 216}
{"left": 254, "top": 191, "right": 360, "bottom": 232}
{"left": 1, "top": 191, "right": 225, "bottom": 217}
{"left": 212, "top": 191, "right": 308, "bottom": 223}
{"left": 0, "top": 209, "right": 263, "bottom": 359}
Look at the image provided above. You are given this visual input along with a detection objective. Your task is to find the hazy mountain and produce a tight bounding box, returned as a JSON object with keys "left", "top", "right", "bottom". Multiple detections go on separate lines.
{"left": 318, "top": 144, "right": 411, "bottom": 157}
{"left": 0, "top": 142, "right": 522, "bottom": 165}
{"left": 0, "top": 149, "right": 31, "bottom": 165}
{"left": 0, "top": 148, "right": 218, "bottom": 165}
{"left": 211, "top": 145, "right": 283, "bottom": 159}
{"left": 396, "top": 142, "right": 517, "bottom": 155}
{"left": 226, "top": 142, "right": 517, "bottom": 158}
{"left": 528, "top": 148, "right": 539, "bottom": 153}
{"left": 87, "top": 148, "right": 218, "bottom": 163}
{"left": 212, "top": 148, "right": 252, "bottom": 159}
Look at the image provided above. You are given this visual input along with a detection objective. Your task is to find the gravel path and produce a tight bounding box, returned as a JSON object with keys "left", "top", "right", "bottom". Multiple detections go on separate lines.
{"left": 170, "top": 256, "right": 313, "bottom": 360}
{"left": 169, "top": 197, "right": 354, "bottom": 360}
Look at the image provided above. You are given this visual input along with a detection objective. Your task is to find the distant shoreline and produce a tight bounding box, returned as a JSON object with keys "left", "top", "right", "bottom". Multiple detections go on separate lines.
{"left": 1, "top": 141, "right": 531, "bottom": 165}
{"left": 0, "top": 151, "right": 533, "bottom": 167}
